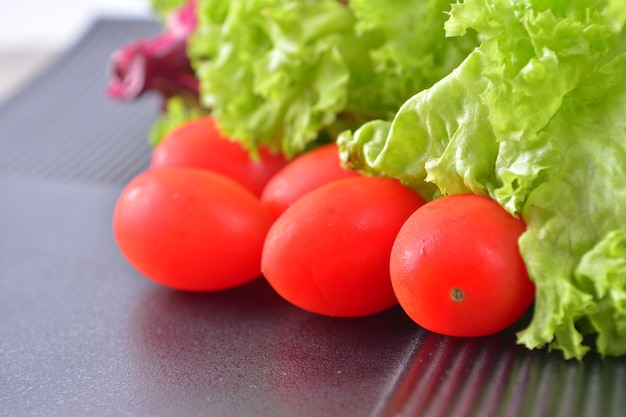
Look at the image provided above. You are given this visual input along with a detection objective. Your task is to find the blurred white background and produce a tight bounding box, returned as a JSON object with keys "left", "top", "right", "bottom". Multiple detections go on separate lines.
{"left": 0, "top": 0, "right": 153, "bottom": 101}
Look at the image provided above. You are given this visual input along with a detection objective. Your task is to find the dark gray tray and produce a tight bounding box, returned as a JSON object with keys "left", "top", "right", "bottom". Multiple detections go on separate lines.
{"left": 1, "top": 18, "right": 624, "bottom": 417}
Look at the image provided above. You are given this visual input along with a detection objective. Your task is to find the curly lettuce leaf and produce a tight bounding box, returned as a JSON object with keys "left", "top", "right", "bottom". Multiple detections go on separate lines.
{"left": 339, "top": 0, "right": 626, "bottom": 358}
{"left": 106, "top": 1, "right": 198, "bottom": 107}
{"left": 349, "top": 0, "right": 479, "bottom": 112}
{"left": 516, "top": 55, "right": 626, "bottom": 358}
{"left": 188, "top": 0, "right": 478, "bottom": 157}
{"left": 189, "top": 0, "right": 356, "bottom": 157}
{"left": 575, "top": 230, "right": 626, "bottom": 356}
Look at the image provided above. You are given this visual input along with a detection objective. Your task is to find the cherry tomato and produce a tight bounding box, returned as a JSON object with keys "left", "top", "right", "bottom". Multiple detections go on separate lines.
{"left": 389, "top": 194, "right": 535, "bottom": 337}
{"left": 151, "top": 117, "right": 287, "bottom": 197}
{"left": 262, "top": 176, "right": 427, "bottom": 317}
{"left": 260, "top": 143, "right": 359, "bottom": 219}
{"left": 113, "top": 167, "right": 274, "bottom": 291}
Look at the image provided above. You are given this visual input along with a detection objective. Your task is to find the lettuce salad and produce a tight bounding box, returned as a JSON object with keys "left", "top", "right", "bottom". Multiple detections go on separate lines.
{"left": 107, "top": 0, "right": 626, "bottom": 359}
{"left": 339, "top": 0, "right": 626, "bottom": 359}
{"left": 187, "top": 0, "right": 478, "bottom": 157}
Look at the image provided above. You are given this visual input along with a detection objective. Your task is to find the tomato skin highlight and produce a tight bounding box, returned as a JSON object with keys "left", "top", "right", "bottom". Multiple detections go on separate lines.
{"left": 262, "top": 176, "right": 427, "bottom": 317}
{"left": 113, "top": 167, "right": 274, "bottom": 292}
{"left": 390, "top": 194, "right": 535, "bottom": 337}
{"left": 151, "top": 117, "right": 287, "bottom": 197}
{"left": 260, "top": 143, "right": 359, "bottom": 219}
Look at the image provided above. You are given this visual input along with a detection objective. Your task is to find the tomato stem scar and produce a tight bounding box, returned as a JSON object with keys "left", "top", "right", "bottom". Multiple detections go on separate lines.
{"left": 450, "top": 287, "right": 464, "bottom": 302}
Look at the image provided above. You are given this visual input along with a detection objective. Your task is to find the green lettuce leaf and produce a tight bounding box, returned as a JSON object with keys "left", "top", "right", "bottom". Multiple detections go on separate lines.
{"left": 151, "top": 0, "right": 189, "bottom": 19}
{"left": 188, "top": 0, "right": 478, "bottom": 157}
{"left": 339, "top": 0, "right": 626, "bottom": 359}
{"left": 349, "top": 0, "right": 479, "bottom": 114}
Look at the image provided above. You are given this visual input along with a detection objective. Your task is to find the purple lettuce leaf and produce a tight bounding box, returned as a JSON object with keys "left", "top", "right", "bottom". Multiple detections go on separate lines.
{"left": 105, "top": 1, "right": 199, "bottom": 106}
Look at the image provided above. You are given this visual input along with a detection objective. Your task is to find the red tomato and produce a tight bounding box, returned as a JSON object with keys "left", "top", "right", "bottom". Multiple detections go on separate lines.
{"left": 262, "top": 176, "right": 427, "bottom": 317}
{"left": 113, "top": 167, "right": 274, "bottom": 292}
{"left": 260, "top": 143, "right": 359, "bottom": 219}
{"left": 151, "top": 117, "right": 286, "bottom": 197}
{"left": 390, "top": 194, "right": 535, "bottom": 337}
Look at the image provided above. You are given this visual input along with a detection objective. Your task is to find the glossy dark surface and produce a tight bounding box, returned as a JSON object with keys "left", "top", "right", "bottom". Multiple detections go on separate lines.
{"left": 1, "top": 18, "right": 624, "bottom": 417}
